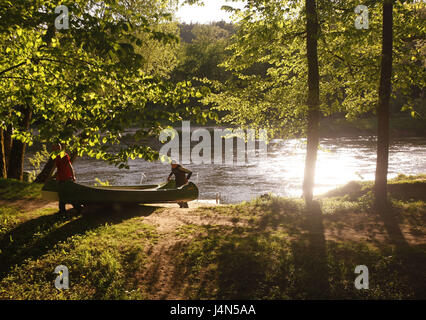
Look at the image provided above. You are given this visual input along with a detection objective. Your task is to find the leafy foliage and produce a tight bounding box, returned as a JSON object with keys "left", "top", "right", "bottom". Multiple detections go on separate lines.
{"left": 0, "top": 0, "right": 208, "bottom": 169}
{"left": 203, "top": 0, "right": 425, "bottom": 137}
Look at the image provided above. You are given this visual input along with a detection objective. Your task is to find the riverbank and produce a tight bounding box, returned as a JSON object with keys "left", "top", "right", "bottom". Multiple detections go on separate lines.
{"left": 319, "top": 116, "right": 426, "bottom": 138}
{"left": 24, "top": 136, "right": 426, "bottom": 203}
{"left": 0, "top": 175, "right": 425, "bottom": 299}
{"left": 167, "top": 115, "right": 426, "bottom": 138}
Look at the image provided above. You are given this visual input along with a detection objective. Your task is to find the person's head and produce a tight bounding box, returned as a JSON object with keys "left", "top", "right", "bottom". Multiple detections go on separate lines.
{"left": 171, "top": 159, "right": 178, "bottom": 169}
{"left": 51, "top": 143, "right": 62, "bottom": 152}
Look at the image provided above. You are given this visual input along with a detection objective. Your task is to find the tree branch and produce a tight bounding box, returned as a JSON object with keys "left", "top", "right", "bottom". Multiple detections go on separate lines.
{"left": 0, "top": 62, "right": 26, "bottom": 76}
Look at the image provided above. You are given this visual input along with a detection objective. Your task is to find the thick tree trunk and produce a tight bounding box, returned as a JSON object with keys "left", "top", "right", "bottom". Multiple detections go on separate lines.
{"left": 303, "top": 0, "right": 321, "bottom": 204}
{"left": 34, "top": 157, "right": 56, "bottom": 183}
{"left": 8, "top": 140, "right": 26, "bottom": 180}
{"left": 375, "top": 0, "right": 393, "bottom": 210}
{"left": 7, "top": 105, "right": 33, "bottom": 180}
{"left": 0, "top": 128, "right": 7, "bottom": 178}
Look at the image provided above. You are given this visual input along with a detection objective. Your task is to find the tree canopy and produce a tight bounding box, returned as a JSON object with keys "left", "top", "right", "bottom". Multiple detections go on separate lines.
{"left": 203, "top": 0, "right": 425, "bottom": 136}
{"left": 0, "top": 0, "right": 210, "bottom": 176}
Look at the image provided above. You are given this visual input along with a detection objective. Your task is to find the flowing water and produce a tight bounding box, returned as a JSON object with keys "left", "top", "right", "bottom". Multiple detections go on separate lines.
{"left": 27, "top": 136, "right": 426, "bottom": 204}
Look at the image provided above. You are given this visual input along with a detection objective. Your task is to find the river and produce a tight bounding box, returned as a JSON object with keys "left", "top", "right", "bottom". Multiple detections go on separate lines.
{"left": 26, "top": 136, "right": 426, "bottom": 204}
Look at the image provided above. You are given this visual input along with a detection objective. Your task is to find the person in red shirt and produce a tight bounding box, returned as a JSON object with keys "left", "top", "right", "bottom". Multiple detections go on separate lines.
{"left": 52, "top": 143, "right": 81, "bottom": 213}
{"left": 53, "top": 145, "right": 76, "bottom": 182}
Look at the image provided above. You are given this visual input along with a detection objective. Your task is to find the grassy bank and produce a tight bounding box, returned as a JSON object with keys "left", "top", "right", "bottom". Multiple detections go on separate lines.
{"left": 0, "top": 176, "right": 425, "bottom": 299}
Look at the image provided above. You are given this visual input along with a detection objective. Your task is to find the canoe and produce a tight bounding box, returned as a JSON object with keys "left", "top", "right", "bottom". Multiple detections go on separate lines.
{"left": 41, "top": 180, "right": 199, "bottom": 204}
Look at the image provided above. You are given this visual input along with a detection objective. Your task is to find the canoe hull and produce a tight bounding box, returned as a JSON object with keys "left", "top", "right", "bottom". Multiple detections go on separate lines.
{"left": 42, "top": 180, "right": 199, "bottom": 204}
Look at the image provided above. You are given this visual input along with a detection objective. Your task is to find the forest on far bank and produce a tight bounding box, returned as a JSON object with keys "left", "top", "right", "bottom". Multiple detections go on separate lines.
{"left": 166, "top": 20, "right": 425, "bottom": 137}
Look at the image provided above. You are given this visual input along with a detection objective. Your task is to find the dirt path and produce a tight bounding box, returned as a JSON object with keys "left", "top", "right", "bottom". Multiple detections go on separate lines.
{"left": 0, "top": 199, "right": 57, "bottom": 212}
{"left": 143, "top": 204, "right": 244, "bottom": 233}
{"left": 139, "top": 201, "right": 248, "bottom": 299}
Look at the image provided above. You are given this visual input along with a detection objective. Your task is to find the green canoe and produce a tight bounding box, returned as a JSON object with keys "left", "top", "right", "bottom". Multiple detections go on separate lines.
{"left": 41, "top": 180, "right": 199, "bottom": 204}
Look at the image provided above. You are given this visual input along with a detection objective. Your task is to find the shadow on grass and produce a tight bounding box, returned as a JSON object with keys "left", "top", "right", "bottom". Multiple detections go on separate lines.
{"left": 173, "top": 227, "right": 290, "bottom": 299}
{"left": 0, "top": 204, "right": 157, "bottom": 280}
{"left": 293, "top": 201, "right": 330, "bottom": 299}
{"left": 172, "top": 201, "right": 331, "bottom": 299}
{"left": 379, "top": 203, "right": 426, "bottom": 299}
{"left": 254, "top": 199, "right": 330, "bottom": 298}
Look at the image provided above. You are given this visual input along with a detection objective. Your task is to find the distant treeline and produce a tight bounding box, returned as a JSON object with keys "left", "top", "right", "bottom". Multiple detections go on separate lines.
{"left": 178, "top": 21, "right": 236, "bottom": 44}
{"left": 170, "top": 20, "right": 424, "bottom": 133}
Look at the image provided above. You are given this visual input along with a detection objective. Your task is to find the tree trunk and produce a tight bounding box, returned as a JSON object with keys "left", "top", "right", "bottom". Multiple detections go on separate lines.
{"left": 7, "top": 105, "right": 33, "bottom": 180}
{"left": 375, "top": 0, "right": 393, "bottom": 210}
{"left": 34, "top": 157, "right": 56, "bottom": 183}
{"left": 3, "top": 125, "right": 12, "bottom": 171}
{"left": 303, "top": 0, "right": 321, "bottom": 204}
{"left": 0, "top": 128, "right": 7, "bottom": 178}
{"left": 8, "top": 140, "right": 26, "bottom": 180}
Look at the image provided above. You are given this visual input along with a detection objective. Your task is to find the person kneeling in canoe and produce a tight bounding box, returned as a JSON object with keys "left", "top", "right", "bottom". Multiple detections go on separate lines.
{"left": 52, "top": 143, "right": 82, "bottom": 214}
{"left": 167, "top": 161, "right": 192, "bottom": 208}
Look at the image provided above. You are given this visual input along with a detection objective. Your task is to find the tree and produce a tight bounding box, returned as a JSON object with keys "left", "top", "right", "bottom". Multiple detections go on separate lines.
{"left": 173, "top": 23, "right": 234, "bottom": 82}
{"left": 0, "top": 0, "right": 208, "bottom": 181}
{"left": 375, "top": 0, "right": 394, "bottom": 209}
{"left": 206, "top": 0, "right": 424, "bottom": 204}
{"left": 320, "top": 0, "right": 425, "bottom": 207}
{"left": 7, "top": 104, "right": 32, "bottom": 180}
{"left": 303, "top": 0, "right": 320, "bottom": 203}
{"left": 0, "top": 128, "right": 6, "bottom": 178}
{"left": 203, "top": 0, "right": 328, "bottom": 203}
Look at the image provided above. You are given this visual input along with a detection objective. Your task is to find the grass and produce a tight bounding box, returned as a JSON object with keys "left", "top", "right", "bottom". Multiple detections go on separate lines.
{"left": 175, "top": 226, "right": 419, "bottom": 299}
{"left": 0, "top": 175, "right": 425, "bottom": 299}
{"left": 0, "top": 179, "right": 43, "bottom": 200}
{"left": 0, "top": 206, "right": 159, "bottom": 299}
{"left": 172, "top": 188, "right": 425, "bottom": 299}
{"left": 320, "top": 174, "right": 426, "bottom": 202}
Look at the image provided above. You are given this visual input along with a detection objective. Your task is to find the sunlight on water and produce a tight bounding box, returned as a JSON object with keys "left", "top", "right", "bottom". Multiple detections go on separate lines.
{"left": 28, "top": 136, "right": 426, "bottom": 203}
